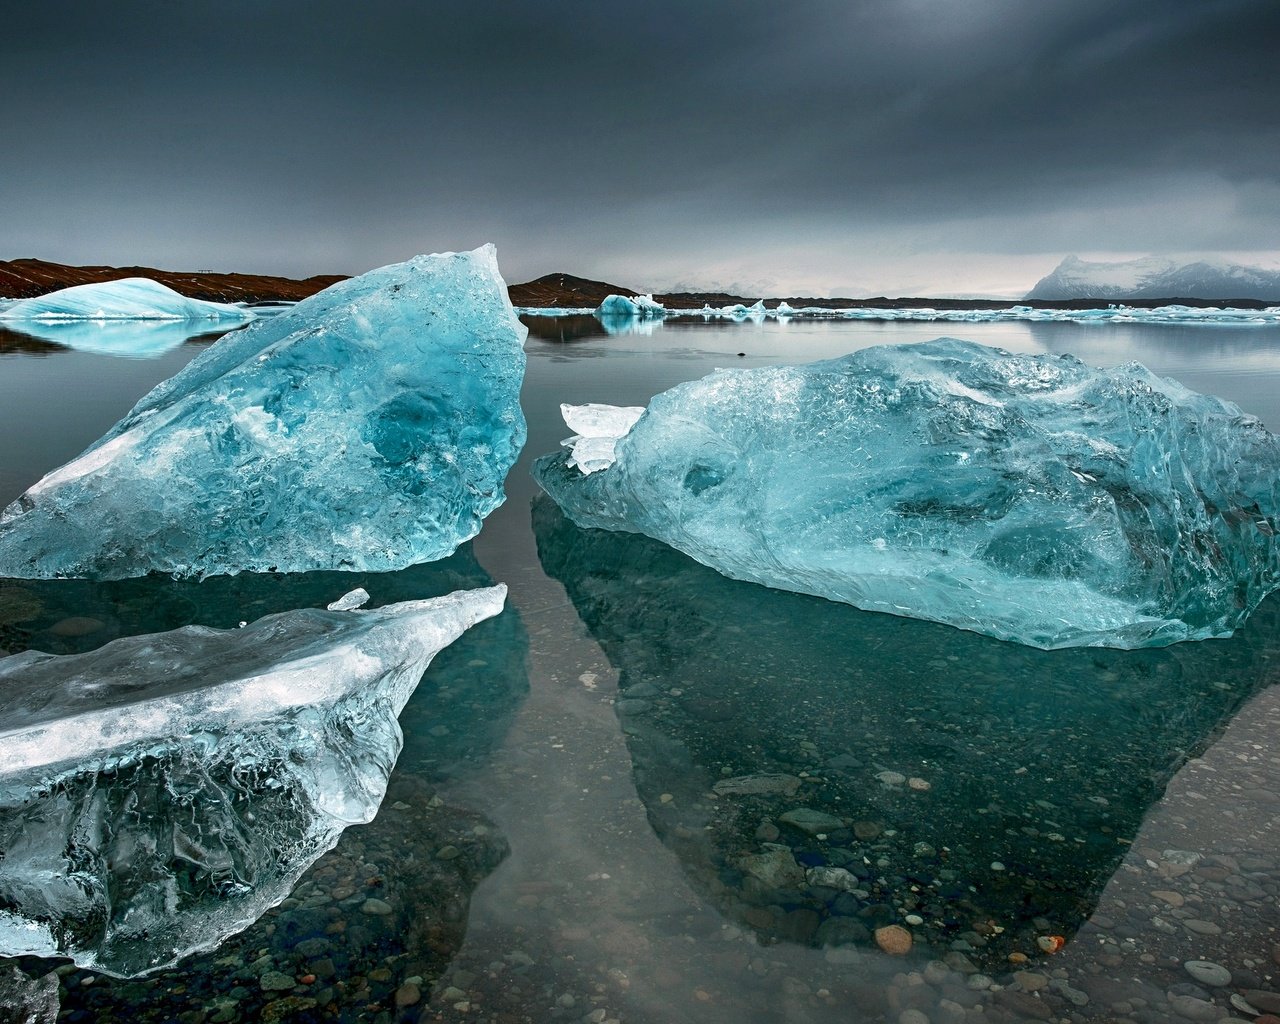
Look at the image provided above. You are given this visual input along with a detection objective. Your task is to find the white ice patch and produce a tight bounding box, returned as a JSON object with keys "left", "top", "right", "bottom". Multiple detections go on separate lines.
{"left": 27, "top": 429, "right": 144, "bottom": 495}
{"left": 559, "top": 403, "right": 645, "bottom": 475}
{"left": 327, "top": 588, "right": 371, "bottom": 611}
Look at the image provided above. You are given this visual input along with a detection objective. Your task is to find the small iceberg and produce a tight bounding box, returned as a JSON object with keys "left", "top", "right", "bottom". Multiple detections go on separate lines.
{"left": 595, "top": 293, "right": 666, "bottom": 320}
{"left": 0, "top": 585, "right": 506, "bottom": 976}
{"left": 0, "top": 245, "right": 528, "bottom": 580}
{"left": 533, "top": 338, "right": 1280, "bottom": 650}
{"left": 0, "top": 278, "right": 255, "bottom": 323}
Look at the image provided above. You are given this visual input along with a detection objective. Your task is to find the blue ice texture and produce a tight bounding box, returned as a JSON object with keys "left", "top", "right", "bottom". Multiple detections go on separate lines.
{"left": 0, "top": 585, "right": 506, "bottom": 976}
{"left": 0, "top": 245, "right": 528, "bottom": 579}
{"left": 0, "top": 278, "right": 255, "bottom": 323}
{"left": 533, "top": 338, "right": 1280, "bottom": 650}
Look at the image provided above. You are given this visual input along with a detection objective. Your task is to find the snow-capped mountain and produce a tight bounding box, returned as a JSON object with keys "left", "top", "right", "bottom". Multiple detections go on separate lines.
{"left": 1027, "top": 255, "right": 1280, "bottom": 301}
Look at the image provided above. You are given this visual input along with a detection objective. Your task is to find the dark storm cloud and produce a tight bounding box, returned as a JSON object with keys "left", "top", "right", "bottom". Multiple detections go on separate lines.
{"left": 2, "top": 0, "right": 1276, "bottom": 292}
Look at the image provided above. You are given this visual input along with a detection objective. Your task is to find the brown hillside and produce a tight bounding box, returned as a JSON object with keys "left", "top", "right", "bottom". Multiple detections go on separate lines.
{"left": 507, "top": 273, "right": 636, "bottom": 308}
{"left": 0, "top": 258, "right": 346, "bottom": 304}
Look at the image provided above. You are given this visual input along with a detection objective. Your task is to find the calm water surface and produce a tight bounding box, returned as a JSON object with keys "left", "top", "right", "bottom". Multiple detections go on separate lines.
{"left": 1, "top": 316, "right": 1278, "bottom": 1022}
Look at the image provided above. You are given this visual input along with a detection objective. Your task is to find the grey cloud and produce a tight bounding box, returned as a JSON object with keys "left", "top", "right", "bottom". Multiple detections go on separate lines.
{"left": 1, "top": 0, "right": 1275, "bottom": 292}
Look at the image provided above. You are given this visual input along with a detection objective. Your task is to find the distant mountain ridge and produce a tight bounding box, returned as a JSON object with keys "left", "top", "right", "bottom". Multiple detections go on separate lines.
{"left": 1028, "top": 255, "right": 1280, "bottom": 302}
{"left": 5, "top": 256, "right": 1278, "bottom": 309}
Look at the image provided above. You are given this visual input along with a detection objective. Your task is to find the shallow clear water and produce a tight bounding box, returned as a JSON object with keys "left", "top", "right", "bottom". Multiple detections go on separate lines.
{"left": 1, "top": 316, "right": 1279, "bottom": 1022}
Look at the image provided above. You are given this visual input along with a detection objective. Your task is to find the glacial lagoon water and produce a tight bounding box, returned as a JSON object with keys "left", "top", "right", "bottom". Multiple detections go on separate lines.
{"left": 1, "top": 314, "right": 1279, "bottom": 1022}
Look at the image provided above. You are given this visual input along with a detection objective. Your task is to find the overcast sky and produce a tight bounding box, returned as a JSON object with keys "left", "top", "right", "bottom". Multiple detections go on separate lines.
{"left": 3, "top": 0, "right": 1277, "bottom": 296}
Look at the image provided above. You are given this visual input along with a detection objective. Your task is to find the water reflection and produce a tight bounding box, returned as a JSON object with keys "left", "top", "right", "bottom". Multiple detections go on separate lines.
{"left": 0, "top": 545, "right": 529, "bottom": 1020}
{"left": 533, "top": 498, "right": 1279, "bottom": 966}
{"left": 598, "top": 313, "right": 665, "bottom": 337}
{"left": 0, "top": 327, "right": 63, "bottom": 357}
{"left": 520, "top": 314, "right": 609, "bottom": 344}
{"left": 0, "top": 320, "right": 241, "bottom": 359}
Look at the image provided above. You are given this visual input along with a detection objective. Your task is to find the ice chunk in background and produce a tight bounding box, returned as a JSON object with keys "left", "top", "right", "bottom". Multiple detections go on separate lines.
{"left": 533, "top": 338, "right": 1280, "bottom": 650}
{"left": 524, "top": 302, "right": 1280, "bottom": 326}
{"left": 0, "top": 245, "right": 528, "bottom": 579}
{"left": 0, "top": 585, "right": 506, "bottom": 976}
{"left": 559, "top": 403, "right": 646, "bottom": 475}
{"left": 0, "top": 278, "right": 255, "bottom": 323}
{"left": 595, "top": 293, "right": 665, "bottom": 319}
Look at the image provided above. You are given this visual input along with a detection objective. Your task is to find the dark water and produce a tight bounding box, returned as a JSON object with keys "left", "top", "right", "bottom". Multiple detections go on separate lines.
{"left": 1, "top": 316, "right": 1279, "bottom": 1022}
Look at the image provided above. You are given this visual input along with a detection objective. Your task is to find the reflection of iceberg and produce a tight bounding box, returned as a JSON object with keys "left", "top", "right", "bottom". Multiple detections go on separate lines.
{"left": 0, "top": 279, "right": 254, "bottom": 323}
{"left": 533, "top": 497, "right": 1280, "bottom": 962}
{"left": 0, "top": 319, "right": 241, "bottom": 359}
{"left": 0, "top": 585, "right": 505, "bottom": 976}
{"left": 534, "top": 339, "right": 1280, "bottom": 650}
{"left": 0, "top": 245, "right": 528, "bottom": 580}
{"left": 598, "top": 313, "right": 666, "bottom": 336}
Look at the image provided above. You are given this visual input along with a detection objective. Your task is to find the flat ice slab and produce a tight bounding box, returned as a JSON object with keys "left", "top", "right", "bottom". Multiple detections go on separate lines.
{"left": 534, "top": 338, "right": 1280, "bottom": 649}
{"left": 0, "top": 245, "right": 528, "bottom": 579}
{"left": 0, "top": 585, "right": 505, "bottom": 976}
{"left": 0, "top": 278, "right": 255, "bottom": 322}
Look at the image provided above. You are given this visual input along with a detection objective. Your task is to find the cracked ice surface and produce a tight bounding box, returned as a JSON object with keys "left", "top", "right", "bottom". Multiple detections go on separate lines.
{"left": 0, "top": 278, "right": 255, "bottom": 322}
{"left": 0, "top": 585, "right": 505, "bottom": 976}
{"left": 533, "top": 339, "right": 1280, "bottom": 649}
{"left": 0, "top": 246, "right": 527, "bottom": 579}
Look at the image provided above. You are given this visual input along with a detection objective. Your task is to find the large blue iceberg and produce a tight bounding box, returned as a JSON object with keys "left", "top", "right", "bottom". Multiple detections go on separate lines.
{"left": 0, "top": 278, "right": 255, "bottom": 323}
{"left": 0, "top": 245, "right": 528, "bottom": 579}
{"left": 0, "top": 585, "right": 506, "bottom": 976}
{"left": 533, "top": 339, "right": 1280, "bottom": 649}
